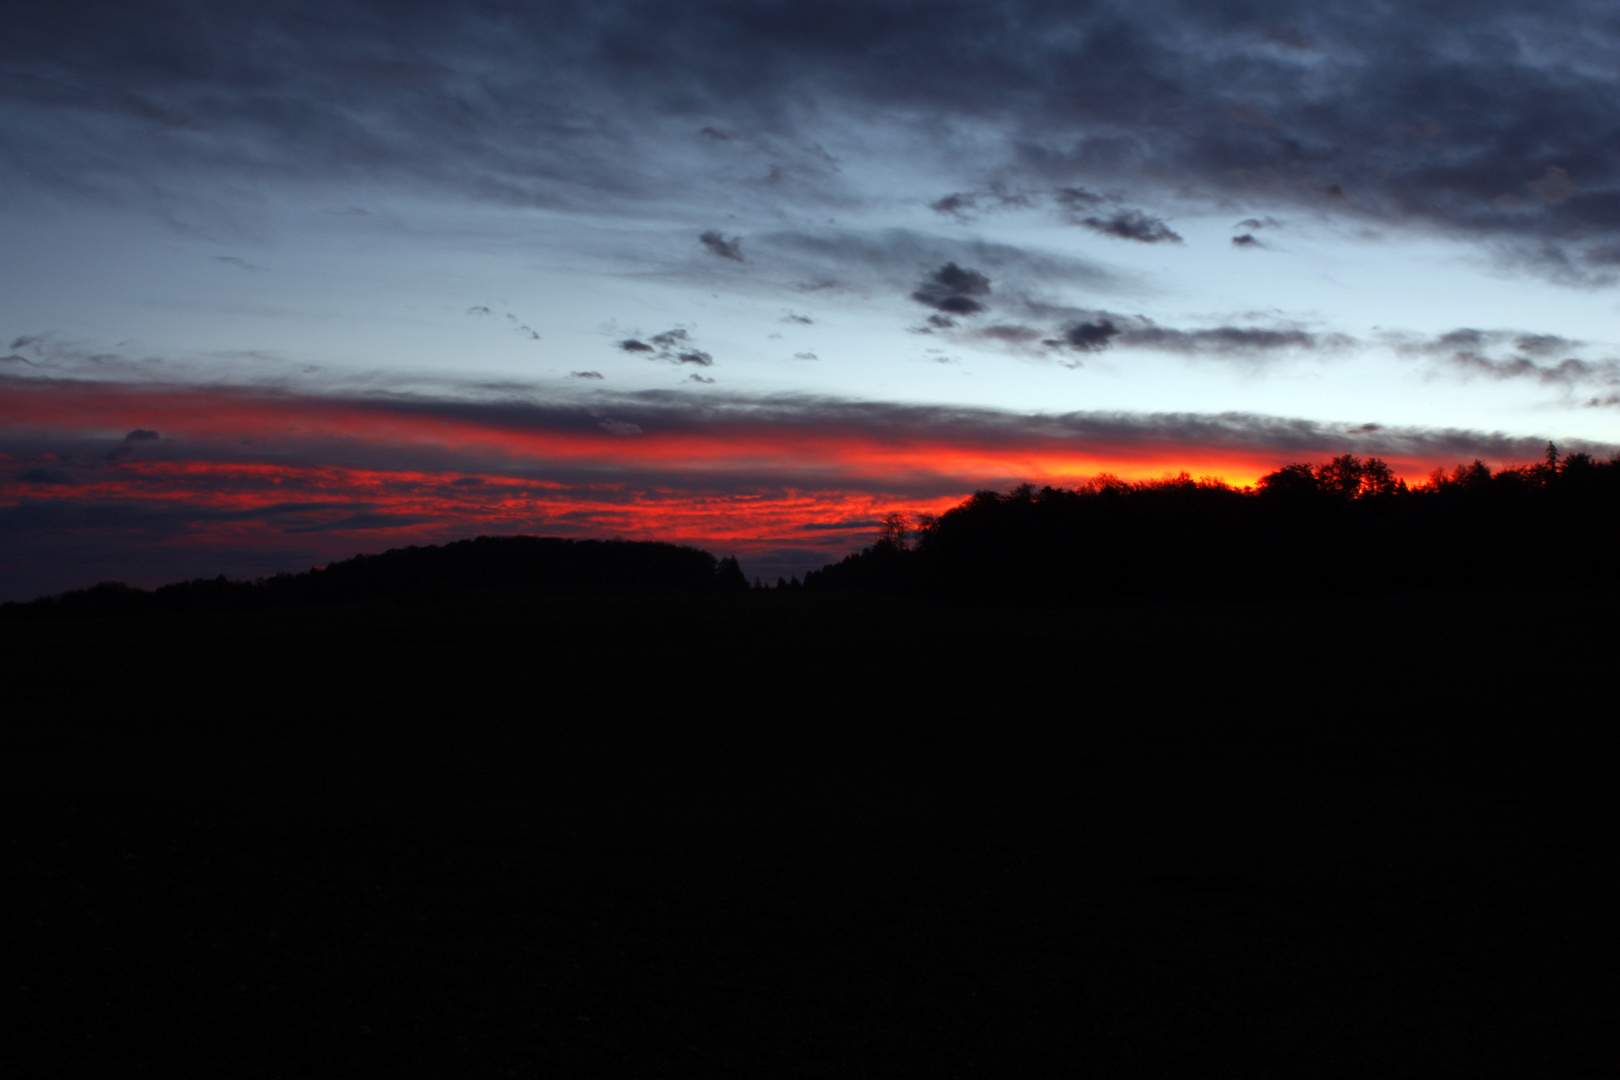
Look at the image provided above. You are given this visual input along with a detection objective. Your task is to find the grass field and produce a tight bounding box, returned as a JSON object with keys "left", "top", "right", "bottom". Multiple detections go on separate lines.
{"left": 5, "top": 584, "right": 1617, "bottom": 1076}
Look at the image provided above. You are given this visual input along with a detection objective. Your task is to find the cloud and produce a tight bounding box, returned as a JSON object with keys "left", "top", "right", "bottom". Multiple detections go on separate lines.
{"left": 1053, "top": 187, "right": 1107, "bottom": 213}
{"left": 764, "top": 228, "right": 1128, "bottom": 297}
{"left": 699, "top": 230, "right": 745, "bottom": 262}
{"left": 959, "top": 310, "right": 1350, "bottom": 361}
{"left": 18, "top": 466, "right": 74, "bottom": 485}
{"left": 1123, "top": 325, "right": 1348, "bottom": 355}
{"left": 10, "top": 0, "right": 1620, "bottom": 279}
{"left": 467, "top": 306, "right": 493, "bottom": 316}
{"left": 4, "top": 371, "right": 1606, "bottom": 600}
{"left": 569, "top": 370, "right": 605, "bottom": 379}
{"left": 911, "top": 262, "right": 991, "bottom": 315}
{"left": 1056, "top": 320, "right": 1122, "bottom": 351}
{"left": 802, "top": 519, "right": 883, "bottom": 531}
{"left": 1079, "top": 210, "right": 1183, "bottom": 244}
{"left": 609, "top": 328, "right": 716, "bottom": 367}
{"left": 929, "top": 183, "right": 1033, "bottom": 220}
{"left": 213, "top": 255, "right": 263, "bottom": 272}
{"left": 1232, "top": 234, "right": 1263, "bottom": 248}
{"left": 930, "top": 192, "right": 976, "bottom": 218}
{"left": 124, "top": 428, "right": 160, "bottom": 441}
{"left": 1391, "top": 328, "right": 1620, "bottom": 388}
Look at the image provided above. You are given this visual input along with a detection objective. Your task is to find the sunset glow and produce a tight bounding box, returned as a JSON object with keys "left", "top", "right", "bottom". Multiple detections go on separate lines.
{"left": 7, "top": 2, "right": 1620, "bottom": 598}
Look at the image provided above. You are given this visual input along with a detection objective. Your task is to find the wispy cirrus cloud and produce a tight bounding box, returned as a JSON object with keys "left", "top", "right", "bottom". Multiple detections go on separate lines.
{"left": 1388, "top": 328, "right": 1620, "bottom": 390}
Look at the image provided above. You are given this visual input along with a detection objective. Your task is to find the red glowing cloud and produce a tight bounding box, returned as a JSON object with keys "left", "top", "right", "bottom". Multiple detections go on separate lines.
{"left": 0, "top": 374, "right": 1590, "bottom": 598}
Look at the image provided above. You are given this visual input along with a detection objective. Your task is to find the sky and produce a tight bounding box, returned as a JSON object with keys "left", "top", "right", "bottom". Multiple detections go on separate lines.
{"left": 5, "top": 0, "right": 1620, "bottom": 599}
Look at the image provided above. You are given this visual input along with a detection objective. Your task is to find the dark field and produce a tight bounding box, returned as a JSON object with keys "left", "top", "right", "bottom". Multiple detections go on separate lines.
{"left": 5, "top": 585, "right": 1617, "bottom": 1076}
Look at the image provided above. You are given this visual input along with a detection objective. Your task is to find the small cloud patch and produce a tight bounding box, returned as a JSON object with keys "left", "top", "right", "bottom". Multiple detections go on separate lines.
{"left": 19, "top": 466, "right": 74, "bottom": 485}
{"left": 620, "top": 328, "right": 715, "bottom": 365}
{"left": 912, "top": 262, "right": 991, "bottom": 315}
{"left": 700, "top": 230, "right": 746, "bottom": 262}
{"left": 1059, "top": 319, "right": 1123, "bottom": 351}
{"left": 1081, "top": 210, "right": 1183, "bottom": 244}
{"left": 598, "top": 419, "right": 642, "bottom": 435}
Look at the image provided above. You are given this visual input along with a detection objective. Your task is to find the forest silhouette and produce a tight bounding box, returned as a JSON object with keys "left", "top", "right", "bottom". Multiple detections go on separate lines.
{"left": 803, "top": 446, "right": 1620, "bottom": 600}
{"left": 8, "top": 448, "right": 1619, "bottom": 1076}
{"left": 8, "top": 446, "right": 1620, "bottom": 617}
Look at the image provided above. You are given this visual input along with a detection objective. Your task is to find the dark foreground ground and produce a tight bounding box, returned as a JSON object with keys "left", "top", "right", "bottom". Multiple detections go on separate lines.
{"left": 4, "top": 584, "right": 1617, "bottom": 1077}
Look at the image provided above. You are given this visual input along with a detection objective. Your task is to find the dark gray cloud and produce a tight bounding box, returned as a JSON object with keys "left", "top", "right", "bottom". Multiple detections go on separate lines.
{"left": 1232, "top": 234, "right": 1263, "bottom": 248}
{"left": 764, "top": 228, "right": 1129, "bottom": 297}
{"left": 1391, "top": 328, "right": 1620, "bottom": 388}
{"left": 1124, "top": 325, "right": 1347, "bottom": 354}
{"left": 1056, "top": 320, "right": 1122, "bottom": 351}
{"left": 18, "top": 466, "right": 74, "bottom": 485}
{"left": 962, "top": 310, "right": 1351, "bottom": 360}
{"left": 932, "top": 184, "right": 1184, "bottom": 244}
{"left": 911, "top": 262, "right": 991, "bottom": 315}
{"left": 569, "top": 370, "right": 605, "bottom": 379}
{"left": 1053, "top": 187, "right": 1107, "bottom": 213}
{"left": 8, "top": 0, "right": 1620, "bottom": 278}
{"left": 620, "top": 328, "right": 718, "bottom": 366}
{"left": 1079, "top": 210, "right": 1182, "bottom": 244}
{"left": 124, "top": 428, "right": 160, "bottom": 441}
{"left": 929, "top": 183, "right": 1034, "bottom": 220}
{"left": 699, "top": 230, "right": 746, "bottom": 262}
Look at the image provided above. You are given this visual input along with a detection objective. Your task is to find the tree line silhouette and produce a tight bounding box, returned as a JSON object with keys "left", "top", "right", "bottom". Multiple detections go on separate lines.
{"left": 1, "top": 536, "right": 750, "bottom": 619}
{"left": 11, "top": 447, "right": 1619, "bottom": 618}
{"left": 802, "top": 446, "right": 1620, "bottom": 600}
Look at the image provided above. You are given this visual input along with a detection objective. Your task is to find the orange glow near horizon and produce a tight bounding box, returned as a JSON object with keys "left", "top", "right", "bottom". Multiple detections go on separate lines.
{"left": 0, "top": 376, "right": 1483, "bottom": 580}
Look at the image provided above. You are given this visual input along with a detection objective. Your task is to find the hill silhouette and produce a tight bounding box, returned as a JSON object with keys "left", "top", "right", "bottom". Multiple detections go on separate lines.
{"left": 0, "top": 535, "right": 750, "bottom": 619}
{"left": 12, "top": 447, "right": 1620, "bottom": 618}
{"left": 805, "top": 447, "right": 1620, "bottom": 600}
{"left": 6, "top": 452, "right": 1618, "bottom": 1075}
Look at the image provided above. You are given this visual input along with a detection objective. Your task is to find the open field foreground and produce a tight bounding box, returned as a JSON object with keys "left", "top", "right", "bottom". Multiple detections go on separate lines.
{"left": 5, "top": 585, "right": 1617, "bottom": 1077}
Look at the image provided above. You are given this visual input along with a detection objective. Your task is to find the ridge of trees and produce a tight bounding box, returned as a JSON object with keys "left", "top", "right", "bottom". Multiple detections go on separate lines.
{"left": 1, "top": 535, "right": 750, "bottom": 620}
{"left": 803, "top": 446, "right": 1620, "bottom": 600}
